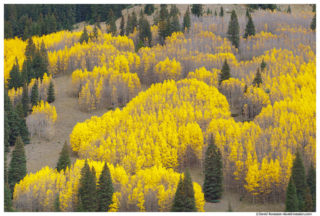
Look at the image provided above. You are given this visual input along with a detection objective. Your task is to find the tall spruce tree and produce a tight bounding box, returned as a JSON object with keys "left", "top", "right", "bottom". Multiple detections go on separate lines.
{"left": 54, "top": 193, "right": 62, "bottom": 212}
{"left": 171, "top": 168, "right": 197, "bottom": 212}
{"left": 5, "top": 90, "right": 13, "bottom": 112}
{"left": 182, "top": 6, "right": 191, "bottom": 33}
{"left": 125, "top": 14, "right": 131, "bottom": 35}
{"left": 15, "top": 102, "right": 24, "bottom": 119}
{"left": 21, "top": 61, "right": 28, "bottom": 84}
{"left": 214, "top": 9, "right": 217, "bottom": 17}
{"left": 158, "top": 8, "right": 167, "bottom": 44}
{"left": 8, "top": 109, "right": 21, "bottom": 146}
{"left": 56, "top": 141, "right": 71, "bottom": 172}
{"left": 135, "top": 39, "right": 145, "bottom": 52}
{"left": 77, "top": 160, "right": 98, "bottom": 211}
{"left": 153, "top": 10, "right": 160, "bottom": 26}
{"left": 120, "top": 14, "right": 125, "bottom": 36}
{"left": 227, "top": 200, "right": 233, "bottom": 212}
{"left": 165, "top": 16, "right": 172, "bottom": 38}
{"left": 8, "top": 136, "right": 27, "bottom": 192}
{"left": 287, "top": 5, "right": 291, "bottom": 13}
{"left": 8, "top": 58, "right": 22, "bottom": 90}
{"left": 261, "top": 58, "right": 267, "bottom": 71}
{"left": 97, "top": 162, "right": 114, "bottom": 211}
{"left": 219, "top": 6, "right": 224, "bottom": 17}
{"left": 312, "top": 4, "right": 316, "bottom": 13}
{"left": 32, "top": 49, "right": 47, "bottom": 79}
{"left": 227, "top": 10, "right": 240, "bottom": 48}
{"left": 47, "top": 80, "right": 55, "bottom": 103}
{"left": 171, "top": 14, "right": 181, "bottom": 33}
{"left": 79, "top": 27, "right": 89, "bottom": 44}
{"left": 130, "top": 10, "right": 138, "bottom": 33}
{"left": 310, "top": 13, "right": 316, "bottom": 31}
{"left": 219, "top": 59, "right": 231, "bottom": 85}
{"left": 30, "top": 82, "right": 39, "bottom": 107}
{"left": 4, "top": 113, "right": 10, "bottom": 153}
{"left": 252, "top": 67, "right": 262, "bottom": 87}
{"left": 292, "top": 148, "right": 307, "bottom": 199}
{"left": 191, "top": 4, "right": 203, "bottom": 17}
{"left": 107, "top": 9, "right": 117, "bottom": 36}
{"left": 285, "top": 177, "right": 299, "bottom": 212}
{"left": 243, "top": 15, "right": 255, "bottom": 39}
{"left": 21, "top": 82, "right": 30, "bottom": 117}
{"left": 4, "top": 183, "right": 13, "bottom": 212}
{"left": 246, "top": 7, "right": 250, "bottom": 18}
{"left": 19, "top": 115, "right": 30, "bottom": 144}
{"left": 303, "top": 187, "right": 313, "bottom": 212}
{"left": 298, "top": 194, "right": 304, "bottom": 211}
{"left": 203, "top": 134, "right": 224, "bottom": 202}
{"left": 306, "top": 162, "right": 316, "bottom": 210}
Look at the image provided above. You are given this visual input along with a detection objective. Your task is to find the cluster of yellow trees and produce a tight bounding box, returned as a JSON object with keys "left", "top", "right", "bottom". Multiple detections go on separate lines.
{"left": 13, "top": 159, "right": 204, "bottom": 212}
{"left": 26, "top": 100, "right": 57, "bottom": 140}
{"left": 72, "top": 65, "right": 141, "bottom": 111}
{"left": 8, "top": 73, "right": 55, "bottom": 106}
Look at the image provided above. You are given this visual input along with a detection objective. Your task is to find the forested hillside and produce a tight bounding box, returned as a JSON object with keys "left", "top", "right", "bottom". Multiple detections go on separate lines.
{"left": 4, "top": 4, "right": 316, "bottom": 212}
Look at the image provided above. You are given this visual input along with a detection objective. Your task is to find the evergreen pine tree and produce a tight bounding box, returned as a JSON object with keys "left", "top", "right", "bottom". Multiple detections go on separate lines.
{"left": 125, "top": 14, "right": 132, "bottom": 36}
{"left": 47, "top": 80, "right": 55, "bottom": 103}
{"left": 191, "top": 4, "right": 203, "bottom": 17}
{"left": 32, "top": 49, "right": 46, "bottom": 79}
{"left": 19, "top": 116, "right": 30, "bottom": 144}
{"left": 203, "top": 134, "right": 224, "bottom": 202}
{"left": 97, "top": 162, "right": 114, "bottom": 211}
{"left": 21, "top": 82, "right": 30, "bottom": 117}
{"left": 5, "top": 113, "right": 10, "bottom": 153}
{"left": 310, "top": 13, "right": 316, "bottom": 31}
{"left": 130, "top": 10, "right": 138, "bottom": 33}
{"left": 292, "top": 148, "right": 307, "bottom": 199}
{"left": 54, "top": 193, "right": 62, "bottom": 212}
{"left": 135, "top": 39, "right": 145, "bottom": 52}
{"left": 227, "top": 10, "right": 240, "bottom": 48}
{"left": 165, "top": 16, "right": 172, "bottom": 37}
{"left": 8, "top": 109, "right": 21, "bottom": 146}
{"left": 120, "top": 14, "right": 125, "bottom": 36}
{"left": 252, "top": 67, "right": 262, "bottom": 87}
{"left": 312, "top": 4, "right": 316, "bottom": 13}
{"left": 77, "top": 160, "right": 98, "bottom": 211}
{"left": 4, "top": 91, "right": 13, "bottom": 112}
{"left": 153, "top": 10, "right": 160, "bottom": 26}
{"left": 4, "top": 183, "right": 13, "bottom": 212}
{"left": 298, "top": 194, "right": 304, "bottom": 211}
{"left": 243, "top": 15, "right": 255, "bottom": 39}
{"left": 303, "top": 187, "right": 313, "bottom": 212}
{"left": 246, "top": 7, "right": 250, "bottom": 18}
{"left": 287, "top": 5, "right": 291, "bottom": 13}
{"left": 306, "top": 163, "right": 316, "bottom": 210}
{"left": 79, "top": 27, "right": 89, "bottom": 44}
{"left": 93, "top": 25, "right": 98, "bottom": 38}
{"left": 8, "top": 136, "right": 27, "bottom": 193}
{"left": 56, "top": 141, "right": 71, "bottom": 172}
{"left": 22, "top": 26, "right": 29, "bottom": 41}
{"left": 227, "top": 200, "right": 233, "bottom": 212}
{"left": 15, "top": 102, "right": 24, "bottom": 119}
{"left": 158, "top": 8, "right": 167, "bottom": 44}
{"left": 107, "top": 9, "right": 117, "bottom": 36}
{"left": 261, "top": 58, "right": 267, "bottom": 71}
{"left": 214, "top": 9, "right": 217, "bottom": 17}
{"left": 219, "top": 59, "right": 231, "bottom": 85}
{"left": 96, "top": 15, "right": 101, "bottom": 29}
{"left": 8, "top": 58, "right": 22, "bottom": 90}
{"left": 171, "top": 14, "right": 181, "bottom": 33}
{"left": 21, "top": 61, "right": 28, "bottom": 84}
{"left": 219, "top": 6, "right": 224, "bottom": 17}
{"left": 182, "top": 6, "right": 191, "bottom": 33}
{"left": 285, "top": 177, "right": 299, "bottom": 212}
{"left": 171, "top": 168, "right": 197, "bottom": 212}
{"left": 40, "top": 40, "right": 49, "bottom": 74}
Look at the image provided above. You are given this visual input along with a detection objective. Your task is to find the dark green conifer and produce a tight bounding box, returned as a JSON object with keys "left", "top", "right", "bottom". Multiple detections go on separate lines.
{"left": 21, "top": 82, "right": 30, "bottom": 117}
{"left": 79, "top": 27, "right": 89, "bottom": 44}
{"left": 287, "top": 5, "right": 291, "bottom": 13}
{"left": 227, "top": 10, "right": 240, "bottom": 48}
{"left": 21, "top": 61, "right": 29, "bottom": 84}
{"left": 47, "top": 80, "right": 55, "bottom": 103}
{"left": 93, "top": 25, "right": 98, "bottom": 39}
{"left": 219, "top": 6, "right": 224, "bottom": 17}
{"left": 244, "top": 15, "right": 255, "bottom": 39}
{"left": 30, "top": 82, "right": 39, "bottom": 107}
{"left": 120, "top": 14, "right": 125, "bottom": 36}
{"left": 19, "top": 117, "right": 30, "bottom": 144}
{"left": 219, "top": 59, "right": 231, "bottom": 85}
{"left": 40, "top": 40, "right": 49, "bottom": 73}
{"left": 171, "top": 168, "right": 197, "bottom": 212}
{"left": 165, "top": 16, "right": 172, "bottom": 37}
{"left": 158, "top": 8, "right": 167, "bottom": 44}
{"left": 227, "top": 200, "right": 233, "bottom": 212}
{"left": 4, "top": 183, "right": 13, "bottom": 212}
{"left": 135, "top": 39, "right": 145, "bottom": 52}
{"left": 5, "top": 91, "right": 13, "bottom": 112}
{"left": 214, "top": 9, "right": 217, "bottom": 17}
{"left": 32, "top": 50, "right": 46, "bottom": 79}
{"left": 107, "top": 9, "right": 117, "bottom": 36}
{"left": 97, "top": 162, "right": 114, "bottom": 212}
{"left": 96, "top": 15, "right": 101, "bottom": 29}
{"left": 8, "top": 136, "right": 27, "bottom": 193}
{"left": 203, "top": 134, "right": 224, "bottom": 202}
{"left": 306, "top": 162, "right": 316, "bottom": 210}
{"left": 182, "top": 6, "right": 191, "bottom": 33}
{"left": 171, "top": 14, "right": 181, "bottom": 33}
{"left": 56, "top": 141, "right": 71, "bottom": 172}
{"left": 15, "top": 102, "right": 24, "bottom": 119}
{"left": 130, "top": 10, "right": 138, "bottom": 33}
{"left": 8, "top": 58, "right": 22, "bottom": 90}
{"left": 310, "top": 13, "right": 316, "bottom": 31}
{"left": 292, "top": 148, "right": 307, "bottom": 199}
{"left": 252, "top": 67, "right": 262, "bottom": 87}
{"left": 5, "top": 114, "right": 10, "bottom": 153}
{"left": 125, "top": 14, "right": 132, "bottom": 36}
{"left": 312, "top": 4, "right": 316, "bottom": 13}
{"left": 77, "top": 160, "right": 98, "bottom": 212}
{"left": 8, "top": 109, "right": 21, "bottom": 146}
{"left": 285, "top": 177, "right": 299, "bottom": 212}
{"left": 261, "top": 59, "right": 267, "bottom": 71}
{"left": 246, "top": 7, "right": 250, "bottom": 18}
{"left": 191, "top": 4, "right": 203, "bottom": 17}
{"left": 5, "top": 153, "right": 8, "bottom": 182}
{"left": 298, "top": 194, "right": 304, "bottom": 211}
{"left": 54, "top": 193, "right": 62, "bottom": 212}
{"left": 303, "top": 187, "right": 313, "bottom": 212}
{"left": 153, "top": 10, "right": 160, "bottom": 26}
